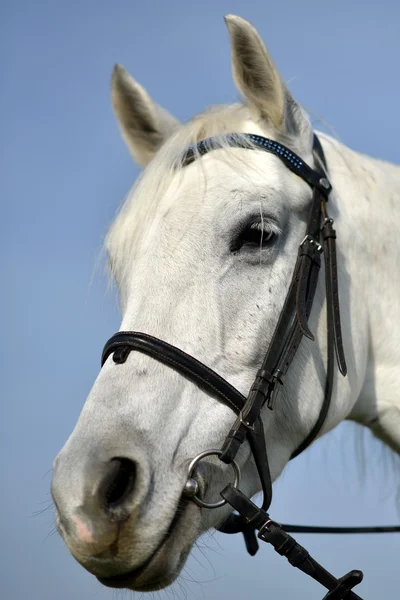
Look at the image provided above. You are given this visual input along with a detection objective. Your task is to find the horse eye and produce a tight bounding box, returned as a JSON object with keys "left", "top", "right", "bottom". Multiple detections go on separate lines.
{"left": 230, "top": 222, "right": 278, "bottom": 252}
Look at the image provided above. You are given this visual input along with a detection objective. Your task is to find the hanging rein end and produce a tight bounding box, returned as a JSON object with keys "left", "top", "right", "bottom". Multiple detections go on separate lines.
{"left": 321, "top": 216, "right": 348, "bottom": 378}
{"left": 242, "top": 527, "right": 260, "bottom": 556}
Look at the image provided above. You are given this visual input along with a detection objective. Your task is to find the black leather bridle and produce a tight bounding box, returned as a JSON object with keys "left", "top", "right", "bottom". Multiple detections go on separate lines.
{"left": 101, "top": 133, "right": 399, "bottom": 599}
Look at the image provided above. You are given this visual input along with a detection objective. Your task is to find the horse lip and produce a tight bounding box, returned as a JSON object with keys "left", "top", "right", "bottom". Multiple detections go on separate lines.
{"left": 97, "top": 496, "right": 192, "bottom": 589}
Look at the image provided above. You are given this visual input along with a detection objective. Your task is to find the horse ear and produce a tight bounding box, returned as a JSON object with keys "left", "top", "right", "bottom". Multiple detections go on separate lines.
{"left": 111, "top": 64, "right": 180, "bottom": 166}
{"left": 225, "top": 15, "right": 311, "bottom": 141}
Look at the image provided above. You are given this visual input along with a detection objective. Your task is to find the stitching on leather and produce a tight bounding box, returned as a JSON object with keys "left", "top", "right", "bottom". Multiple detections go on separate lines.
{"left": 103, "top": 336, "right": 243, "bottom": 414}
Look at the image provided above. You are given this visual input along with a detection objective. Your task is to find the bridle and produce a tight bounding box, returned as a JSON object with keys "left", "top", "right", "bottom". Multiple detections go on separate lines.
{"left": 101, "top": 133, "right": 399, "bottom": 599}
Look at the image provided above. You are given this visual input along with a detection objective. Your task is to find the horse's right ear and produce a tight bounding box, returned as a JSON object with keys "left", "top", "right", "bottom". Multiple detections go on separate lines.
{"left": 111, "top": 65, "right": 180, "bottom": 167}
{"left": 225, "top": 15, "right": 312, "bottom": 145}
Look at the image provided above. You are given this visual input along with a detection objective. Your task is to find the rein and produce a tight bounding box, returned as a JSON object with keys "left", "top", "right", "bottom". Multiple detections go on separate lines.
{"left": 101, "top": 133, "right": 400, "bottom": 599}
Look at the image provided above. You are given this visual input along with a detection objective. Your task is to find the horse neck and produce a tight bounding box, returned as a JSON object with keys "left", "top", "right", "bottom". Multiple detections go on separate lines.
{"left": 321, "top": 133, "right": 400, "bottom": 295}
{"left": 320, "top": 133, "right": 400, "bottom": 237}
{"left": 320, "top": 133, "right": 400, "bottom": 442}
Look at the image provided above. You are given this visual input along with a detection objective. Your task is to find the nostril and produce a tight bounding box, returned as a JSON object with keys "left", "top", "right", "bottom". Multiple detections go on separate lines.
{"left": 101, "top": 458, "right": 137, "bottom": 514}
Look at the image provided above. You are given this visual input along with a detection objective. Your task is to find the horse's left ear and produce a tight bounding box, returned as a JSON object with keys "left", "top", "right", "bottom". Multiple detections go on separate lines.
{"left": 111, "top": 64, "right": 180, "bottom": 166}
{"left": 225, "top": 15, "right": 311, "bottom": 142}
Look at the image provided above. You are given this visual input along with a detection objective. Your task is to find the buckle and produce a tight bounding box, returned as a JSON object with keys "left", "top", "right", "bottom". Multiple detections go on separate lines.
{"left": 321, "top": 217, "right": 334, "bottom": 228}
{"left": 258, "top": 518, "right": 274, "bottom": 540}
{"left": 239, "top": 411, "right": 255, "bottom": 430}
{"left": 300, "top": 234, "right": 322, "bottom": 253}
{"left": 272, "top": 368, "right": 284, "bottom": 385}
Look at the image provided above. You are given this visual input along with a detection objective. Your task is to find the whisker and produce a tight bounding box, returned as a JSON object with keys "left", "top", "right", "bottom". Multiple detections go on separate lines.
{"left": 31, "top": 502, "right": 55, "bottom": 518}
{"left": 42, "top": 468, "right": 53, "bottom": 480}
{"left": 43, "top": 527, "right": 58, "bottom": 543}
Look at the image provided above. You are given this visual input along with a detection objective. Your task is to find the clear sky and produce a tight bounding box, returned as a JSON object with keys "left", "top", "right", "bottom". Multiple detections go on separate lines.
{"left": 2, "top": 1, "right": 400, "bottom": 599}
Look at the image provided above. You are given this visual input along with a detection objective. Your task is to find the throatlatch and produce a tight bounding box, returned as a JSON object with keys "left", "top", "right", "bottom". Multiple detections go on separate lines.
{"left": 102, "top": 133, "right": 400, "bottom": 600}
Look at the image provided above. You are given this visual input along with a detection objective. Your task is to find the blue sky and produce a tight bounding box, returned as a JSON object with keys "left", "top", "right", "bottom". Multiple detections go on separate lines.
{"left": 2, "top": 1, "right": 400, "bottom": 599}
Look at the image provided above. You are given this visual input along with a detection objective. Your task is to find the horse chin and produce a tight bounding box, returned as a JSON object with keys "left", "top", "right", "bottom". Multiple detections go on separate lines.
{"left": 96, "top": 500, "right": 201, "bottom": 592}
{"left": 98, "top": 542, "right": 191, "bottom": 592}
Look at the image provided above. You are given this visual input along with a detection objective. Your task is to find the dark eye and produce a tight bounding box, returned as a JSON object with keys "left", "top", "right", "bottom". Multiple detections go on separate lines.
{"left": 230, "top": 221, "right": 279, "bottom": 253}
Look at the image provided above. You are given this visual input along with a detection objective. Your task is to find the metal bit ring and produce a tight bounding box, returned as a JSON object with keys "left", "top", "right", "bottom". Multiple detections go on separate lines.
{"left": 184, "top": 449, "right": 241, "bottom": 509}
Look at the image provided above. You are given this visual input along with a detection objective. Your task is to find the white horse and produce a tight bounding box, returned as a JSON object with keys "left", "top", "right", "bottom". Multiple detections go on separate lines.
{"left": 51, "top": 15, "right": 400, "bottom": 592}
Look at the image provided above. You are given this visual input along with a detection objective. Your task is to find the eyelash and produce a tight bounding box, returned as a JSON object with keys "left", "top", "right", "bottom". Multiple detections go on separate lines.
{"left": 230, "top": 220, "right": 281, "bottom": 253}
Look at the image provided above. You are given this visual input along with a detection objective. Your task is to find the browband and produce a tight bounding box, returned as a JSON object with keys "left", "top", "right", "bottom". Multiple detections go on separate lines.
{"left": 183, "top": 133, "right": 332, "bottom": 196}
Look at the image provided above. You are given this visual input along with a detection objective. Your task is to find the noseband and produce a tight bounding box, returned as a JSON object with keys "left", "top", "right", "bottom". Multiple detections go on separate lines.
{"left": 101, "top": 133, "right": 399, "bottom": 599}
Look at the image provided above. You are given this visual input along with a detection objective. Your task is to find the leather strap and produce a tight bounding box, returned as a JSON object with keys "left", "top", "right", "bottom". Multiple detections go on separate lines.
{"left": 221, "top": 485, "right": 364, "bottom": 600}
{"left": 282, "top": 523, "right": 400, "bottom": 534}
{"left": 218, "top": 416, "right": 273, "bottom": 556}
{"left": 321, "top": 217, "right": 347, "bottom": 375}
{"left": 183, "top": 133, "right": 332, "bottom": 196}
{"left": 269, "top": 249, "right": 320, "bottom": 410}
{"left": 102, "top": 332, "right": 246, "bottom": 416}
{"left": 217, "top": 197, "right": 324, "bottom": 545}
{"left": 219, "top": 181, "right": 326, "bottom": 465}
